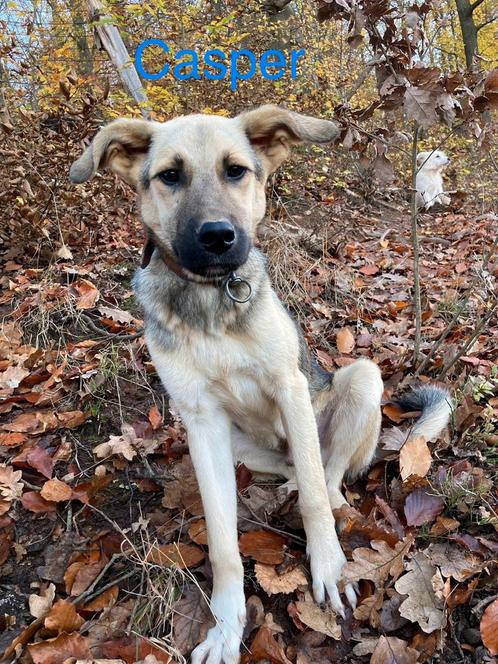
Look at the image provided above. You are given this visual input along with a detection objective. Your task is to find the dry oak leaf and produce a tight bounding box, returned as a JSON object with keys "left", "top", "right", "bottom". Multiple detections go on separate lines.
{"left": 188, "top": 518, "right": 208, "bottom": 545}
{"left": 3, "top": 410, "right": 58, "bottom": 434}
{"left": 427, "top": 542, "right": 484, "bottom": 582}
{"left": 400, "top": 436, "right": 431, "bottom": 481}
{"left": 72, "top": 278, "right": 100, "bottom": 310}
{"left": 44, "top": 599, "right": 84, "bottom": 634}
{"left": 294, "top": 599, "right": 341, "bottom": 640}
{"left": 239, "top": 530, "right": 287, "bottom": 564}
{"left": 29, "top": 583, "right": 56, "bottom": 618}
{"left": 370, "top": 635, "right": 418, "bottom": 664}
{"left": 40, "top": 478, "right": 73, "bottom": 502}
{"left": 343, "top": 536, "right": 413, "bottom": 586}
{"left": 147, "top": 542, "right": 205, "bottom": 569}
{"left": 148, "top": 404, "right": 163, "bottom": 430}
{"left": 80, "top": 584, "right": 119, "bottom": 611}
{"left": 28, "top": 632, "right": 91, "bottom": 664}
{"left": 336, "top": 327, "right": 355, "bottom": 354}
{"left": 22, "top": 490, "right": 57, "bottom": 514}
{"left": 404, "top": 488, "right": 444, "bottom": 526}
{"left": 0, "top": 364, "right": 29, "bottom": 390}
{"left": 93, "top": 423, "right": 143, "bottom": 461}
{"left": 394, "top": 552, "right": 445, "bottom": 633}
{"left": 172, "top": 585, "right": 214, "bottom": 656}
{"left": 0, "top": 463, "right": 23, "bottom": 502}
{"left": 0, "top": 431, "right": 27, "bottom": 447}
{"left": 481, "top": 598, "right": 498, "bottom": 656}
{"left": 255, "top": 562, "right": 308, "bottom": 595}
{"left": 404, "top": 86, "right": 438, "bottom": 129}
{"left": 101, "top": 636, "right": 171, "bottom": 664}
{"left": 245, "top": 625, "right": 292, "bottom": 664}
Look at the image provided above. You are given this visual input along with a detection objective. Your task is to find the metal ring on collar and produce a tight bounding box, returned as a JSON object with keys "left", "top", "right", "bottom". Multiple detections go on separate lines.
{"left": 223, "top": 273, "right": 252, "bottom": 303}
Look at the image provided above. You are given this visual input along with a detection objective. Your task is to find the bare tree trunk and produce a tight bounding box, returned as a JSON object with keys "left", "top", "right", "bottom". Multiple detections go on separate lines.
{"left": 454, "top": 0, "right": 481, "bottom": 69}
{"left": 0, "top": 59, "right": 11, "bottom": 124}
{"left": 86, "top": 0, "right": 150, "bottom": 116}
{"left": 69, "top": 0, "right": 93, "bottom": 75}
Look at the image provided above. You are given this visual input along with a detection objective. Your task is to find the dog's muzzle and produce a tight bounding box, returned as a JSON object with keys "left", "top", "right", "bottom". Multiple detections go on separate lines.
{"left": 174, "top": 218, "right": 251, "bottom": 278}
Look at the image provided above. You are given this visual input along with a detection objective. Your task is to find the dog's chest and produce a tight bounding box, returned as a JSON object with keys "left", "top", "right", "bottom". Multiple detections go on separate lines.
{"left": 152, "top": 328, "right": 286, "bottom": 444}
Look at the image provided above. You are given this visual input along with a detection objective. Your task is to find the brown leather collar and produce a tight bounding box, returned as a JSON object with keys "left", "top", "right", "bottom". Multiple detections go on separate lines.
{"left": 141, "top": 231, "right": 219, "bottom": 285}
{"left": 140, "top": 231, "right": 253, "bottom": 303}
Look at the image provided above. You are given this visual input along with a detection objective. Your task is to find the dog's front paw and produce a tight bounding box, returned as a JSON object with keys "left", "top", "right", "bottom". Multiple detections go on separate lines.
{"left": 308, "top": 537, "right": 357, "bottom": 618}
{"left": 191, "top": 585, "right": 246, "bottom": 664}
{"left": 440, "top": 194, "right": 451, "bottom": 206}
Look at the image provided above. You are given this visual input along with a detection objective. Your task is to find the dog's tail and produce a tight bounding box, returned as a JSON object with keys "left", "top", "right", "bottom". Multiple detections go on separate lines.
{"left": 395, "top": 384, "right": 453, "bottom": 440}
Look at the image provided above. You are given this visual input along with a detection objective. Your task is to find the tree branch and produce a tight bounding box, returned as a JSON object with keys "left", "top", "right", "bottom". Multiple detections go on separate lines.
{"left": 410, "top": 123, "right": 422, "bottom": 366}
{"left": 470, "top": 0, "right": 486, "bottom": 12}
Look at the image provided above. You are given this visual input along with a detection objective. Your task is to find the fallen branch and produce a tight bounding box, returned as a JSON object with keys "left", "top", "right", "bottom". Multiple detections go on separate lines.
{"left": 410, "top": 123, "right": 422, "bottom": 366}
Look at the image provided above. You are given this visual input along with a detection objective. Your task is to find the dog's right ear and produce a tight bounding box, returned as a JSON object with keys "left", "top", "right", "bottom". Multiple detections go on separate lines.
{"left": 70, "top": 118, "right": 155, "bottom": 186}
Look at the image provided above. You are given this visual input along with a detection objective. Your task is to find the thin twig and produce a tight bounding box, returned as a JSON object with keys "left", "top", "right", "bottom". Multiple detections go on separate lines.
{"left": 410, "top": 123, "right": 422, "bottom": 366}
{"left": 72, "top": 552, "right": 123, "bottom": 604}
{"left": 79, "top": 313, "right": 144, "bottom": 341}
{"left": 76, "top": 570, "right": 135, "bottom": 606}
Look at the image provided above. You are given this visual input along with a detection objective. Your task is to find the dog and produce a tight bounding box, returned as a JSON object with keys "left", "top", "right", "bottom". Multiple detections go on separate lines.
{"left": 70, "top": 106, "right": 453, "bottom": 664}
{"left": 416, "top": 150, "right": 451, "bottom": 209}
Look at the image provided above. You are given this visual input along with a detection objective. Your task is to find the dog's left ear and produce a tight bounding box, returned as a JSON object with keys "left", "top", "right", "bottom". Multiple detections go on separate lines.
{"left": 237, "top": 105, "right": 339, "bottom": 175}
{"left": 70, "top": 118, "right": 156, "bottom": 186}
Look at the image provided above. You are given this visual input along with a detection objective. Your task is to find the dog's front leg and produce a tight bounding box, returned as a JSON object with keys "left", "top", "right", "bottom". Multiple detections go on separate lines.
{"left": 276, "top": 370, "right": 357, "bottom": 615}
{"left": 182, "top": 408, "right": 245, "bottom": 664}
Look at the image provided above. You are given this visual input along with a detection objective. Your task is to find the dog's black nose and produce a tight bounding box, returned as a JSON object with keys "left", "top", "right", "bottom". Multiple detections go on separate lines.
{"left": 198, "top": 221, "right": 235, "bottom": 255}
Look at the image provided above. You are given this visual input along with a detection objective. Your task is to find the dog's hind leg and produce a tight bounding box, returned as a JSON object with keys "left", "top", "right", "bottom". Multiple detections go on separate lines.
{"left": 231, "top": 426, "right": 293, "bottom": 479}
{"left": 319, "top": 359, "right": 383, "bottom": 512}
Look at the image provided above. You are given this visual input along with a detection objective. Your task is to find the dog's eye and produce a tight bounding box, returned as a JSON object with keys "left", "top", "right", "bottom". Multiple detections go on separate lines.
{"left": 158, "top": 169, "right": 180, "bottom": 185}
{"left": 226, "top": 165, "right": 247, "bottom": 180}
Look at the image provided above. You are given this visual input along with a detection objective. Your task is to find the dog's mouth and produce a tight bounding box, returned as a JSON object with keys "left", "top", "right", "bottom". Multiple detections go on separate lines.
{"left": 173, "top": 222, "right": 252, "bottom": 279}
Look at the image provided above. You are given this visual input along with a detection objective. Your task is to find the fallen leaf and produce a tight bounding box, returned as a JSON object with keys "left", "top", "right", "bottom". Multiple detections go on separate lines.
{"left": 336, "top": 327, "right": 355, "bottom": 354}
{"left": 428, "top": 542, "right": 484, "bottom": 581}
{"left": 481, "top": 598, "right": 498, "bottom": 656}
{"left": 27, "top": 447, "right": 54, "bottom": 479}
{"left": 246, "top": 625, "right": 292, "bottom": 664}
{"left": 404, "top": 489, "right": 445, "bottom": 526}
{"left": 294, "top": 600, "right": 341, "bottom": 639}
{"left": 40, "top": 478, "right": 73, "bottom": 502}
{"left": 22, "top": 490, "right": 57, "bottom": 513}
{"left": 0, "top": 364, "right": 29, "bottom": 390}
{"left": 72, "top": 279, "right": 100, "bottom": 310}
{"left": 93, "top": 423, "right": 139, "bottom": 461}
{"left": 370, "top": 635, "right": 418, "bottom": 664}
{"left": 147, "top": 542, "right": 205, "bottom": 569}
{"left": 28, "top": 632, "right": 91, "bottom": 664}
{"left": 29, "top": 583, "right": 56, "bottom": 618}
{"left": 80, "top": 584, "right": 119, "bottom": 611}
{"left": 343, "top": 537, "right": 413, "bottom": 585}
{"left": 239, "top": 530, "right": 287, "bottom": 564}
{"left": 44, "top": 599, "right": 85, "bottom": 633}
{"left": 101, "top": 636, "right": 171, "bottom": 664}
{"left": 188, "top": 519, "right": 208, "bottom": 545}
{"left": 172, "top": 585, "right": 214, "bottom": 655}
{"left": 394, "top": 552, "right": 445, "bottom": 633}
{"left": 360, "top": 263, "right": 379, "bottom": 276}
{"left": 255, "top": 563, "right": 308, "bottom": 595}
{"left": 400, "top": 436, "right": 431, "bottom": 480}
{"left": 0, "top": 431, "right": 27, "bottom": 447}
{"left": 0, "top": 463, "right": 23, "bottom": 503}
{"left": 148, "top": 404, "right": 163, "bottom": 430}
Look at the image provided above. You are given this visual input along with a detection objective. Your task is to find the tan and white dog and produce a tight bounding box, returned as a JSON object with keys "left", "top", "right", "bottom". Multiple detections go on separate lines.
{"left": 70, "top": 106, "right": 452, "bottom": 664}
{"left": 416, "top": 150, "right": 451, "bottom": 209}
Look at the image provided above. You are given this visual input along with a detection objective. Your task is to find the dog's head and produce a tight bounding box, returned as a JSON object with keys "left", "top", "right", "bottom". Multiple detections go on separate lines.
{"left": 70, "top": 106, "right": 339, "bottom": 277}
{"left": 416, "top": 150, "right": 450, "bottom": 173}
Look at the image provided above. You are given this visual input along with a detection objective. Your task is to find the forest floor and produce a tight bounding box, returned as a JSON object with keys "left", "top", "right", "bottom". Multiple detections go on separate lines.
{"left": 0, "top": 116, "right": 497, "bottom": 664}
